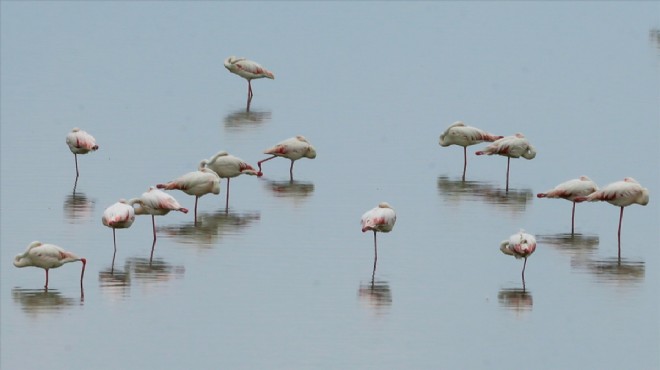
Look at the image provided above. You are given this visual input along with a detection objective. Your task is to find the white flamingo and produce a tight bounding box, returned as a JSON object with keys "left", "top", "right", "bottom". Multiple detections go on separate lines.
{"left": 361, "top": 202, "right": 397, "bottom": 267}
{"left": 257, "top": 136, "right": 317, "bottom": 180}
{"left": 128, "top": 187, "right": 189, "bottom": 242}
{"left": 439, "top": 121, "right": 502, "bottom": 180}
{"left": 537, "top": 176, "right": 599, "bottom": 234}
{"left": 475, "top": 133, "right": 536, "bottom": 191}
{"left": 224, "top": 56, "right": 274, "bottom": 102}
{"left": 65, "top": 127, "right": 99, "bottom": 177}
{"left": 200, "top": 151, "right": 257, "bottom": 210}
{"left": 13, "top": 241, "right": 86, "bottom": 290}
{"left": 102, "top": 199, "right": 136, "bottom": 258}
{"left": 157, "top": 166, "right": 220, "bottom": 222}
{"left": 500, "top": 230, "right": 537, "bottom": 288}
{"left": 574, "top": 177, "right": 649, "bottom": 250}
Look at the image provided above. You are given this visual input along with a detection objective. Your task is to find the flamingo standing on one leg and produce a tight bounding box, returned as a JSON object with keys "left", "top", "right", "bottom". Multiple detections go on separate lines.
{"left": 361, "top": 202, "right": 397, "bottom": 270}
{"left": 500, "top": 230, "right": 537, "bottom": 289}
{"left": 13, "top": 241, "right": 87, "bottom": 290}
{"left": 475, "top": 133, "right": 536, "bottom": 191}
{"left": 65, "top": 128, "right": 99, "bottom": 178}
{"left": 200, "top": 151, "right": 257, "bottom": 211}
{"left": 128, "top": 187, "right": 189, "bottom": 242}
{"left": 574, "top": 177, "right": 649, "bottom": 256}
{"left": 257, "top": 136, "right": 317, "bottom": 181}
{"left": 537, "top": 176, "right": 599, "bottom": 234}
{"left": 224, "top": 56, "right": 274, "bottom": 107}
{"left": 102, "top": 199, "right": 136, "bottom": 268}
{"left": 156, "top": 166, "right": 220, "bottom": 223}
{"left": 439, "top": 121, "right": 502, "bottom": 181}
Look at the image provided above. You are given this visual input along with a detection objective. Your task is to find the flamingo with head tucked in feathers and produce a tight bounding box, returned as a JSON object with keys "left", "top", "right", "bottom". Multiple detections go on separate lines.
{"left": 537, "top": 176, "right": 598, "bottom": 234}
{"left": 200, "top": 151, "right": 257, "bottom": 210}
{"left": 128, "top": 187, "right": 189, "bottom": 242}
{"left": 102, "top": 200, "right": 136, "bottom": 260}
{"left": 361, "top": 202, "right": 397, "bottom": 267}
{"left": 157, "top": 166, "right": 220, "bottom": 223}
{"left": 500, "top": 230, "right": 537, "bottom": 288}
{"left": 475, "top": 133, "right": 536, "bottom": 191}
{"left": 13, "top": 241, "right": 86, "bottom": 290}
{"left": 224, "top": 56, "right": 274, "bottom": 103}
{"left": 257, "top": 136, "right": 317, "bottom": 181}
{"left": 66, "top": 128, "right": 99, "bottom": 178}
{"left": 574, "top": 177, "right": 649, "bottom": 250}
{"left": 439, "top": 121, "right": 502, "bottom": 180}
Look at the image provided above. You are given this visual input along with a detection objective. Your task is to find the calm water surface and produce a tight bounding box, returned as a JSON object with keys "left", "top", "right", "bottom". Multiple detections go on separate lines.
{"left": 2, "top": 2, "right": 659, "bottom": 369}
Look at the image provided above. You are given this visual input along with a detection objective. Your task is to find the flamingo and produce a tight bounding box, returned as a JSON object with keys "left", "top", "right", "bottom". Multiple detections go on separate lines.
{"left": 500, "top": 230, "right": 537, "bottom": 288}
{"left": 13, "top": 241, "right": 86, "bottom": 290}
{"left": 128, "top": 187, "right": 189, "bottom": 242}
{"left": 537, "top": 176, "right": 599, "bottom": 234}
{"left": 156, "top": 166, "right": 220, "bottom": 222}
{"left": 102, "top": 199, "right": 136, "bottom": 265}
{"left": 224, "top": 56, "right": 274, "bottom": 103}
{"left": 574, "top": 177, "right": 649, "bottom": 250}
{"left": 200, "top": 151, "right": 257, "bottom": 210}
{"left": 475, "top": 133, "right": 536, "bottom": 191}
{"left": 439, "top": 121, "right": 502, "bottom": 180}
{"left": 257, "top": 136, "right": 317, "bottom": 180}
{"left": 361, "top": 202, "right": 397, "bottom": 268}
{"left": 65, "top": 127, "right": 99, "bottom": 178}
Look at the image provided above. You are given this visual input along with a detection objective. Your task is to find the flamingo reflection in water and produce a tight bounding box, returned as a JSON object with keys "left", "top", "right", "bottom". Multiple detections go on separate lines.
{"left": 574, "top": 177, "right": 649, "bottom": 257}
{"left": 162, "top": 210, "right": 261, "bottom": 247}
{"left": 12, "top": 288, "right": 81, "bottom": 314}
{"left": 537, "top": 176, "right": 598, "bottom": 235}
{"left": 436, "top": 176, "right": 533, "bottom": 215}
{"left": 13, "top": 241, "right": 86, "bottom": 293}
{"left": 475, "top": 133, "right": 536, "bottom": 191}
{"left": 500, "top": 230, "right": 537, "bottom": 290}
{"left": 498, "top": 287, "right": 533, "bottom": 314}
{"left": 63, "top": 191, "right": 95, "bottom": 223}
{"left": 439, "top": 121, "right": 502, "bottom": 181}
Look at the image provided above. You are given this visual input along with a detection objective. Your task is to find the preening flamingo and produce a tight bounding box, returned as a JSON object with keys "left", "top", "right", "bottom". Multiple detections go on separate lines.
{"left": 128, "top": 187, "right": 189, "bottom": 242}
{"left": 439, "top": 121, "right": 502, "bottom": 180}
{"left": 65, "top": 127, "right": 99, "bottom": 178}
{"left": 361, "top": 202, "right": 397, "bottom": 267}
{"left": 157, "top": 166, "right": 220, "bottom": 222}
{"left": 257, "top": 136, "right": 317, "bottom": 180}
{"left": 537, "top": 176, "right": 599, "bottom": 234}
{"left": 13, "top": 241, "right": 86, "bottom": 290}
{"left": 200, "top": 151, "right": 257, "bottom": 210}
{"left": 475, "top": 133, "right": 536, "bottom": 191}
{"left": 500, "top": 230, "right": 537, "bottom": 288}
{"left": 574, "top": 177, "right": 649, "bottom": 249}
{"left": 224, "top": 56, "right": 274, "bottom": 103}
{"left": 102, "top": 199, "right": 136, "bottom": 264}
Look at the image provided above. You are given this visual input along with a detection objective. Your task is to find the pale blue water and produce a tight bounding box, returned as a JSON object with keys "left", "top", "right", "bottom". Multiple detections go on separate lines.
{"left": 2, "top": 2, "right": 659, "bottom": 369}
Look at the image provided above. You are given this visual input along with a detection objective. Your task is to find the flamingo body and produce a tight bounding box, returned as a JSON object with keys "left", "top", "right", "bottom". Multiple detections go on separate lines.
{"left": 200, "top": 151, "right": 257, "bottom": 210}
{"left": 361, "top": 202, "right": 397, "bottom": 233}
{"left": 156, "top": 167, "right": 220, "bottom": 221}
{"left": 224, "top": 56, "right": 274, "bottom": 101}
{"left": 129, "top": 187, "right": 189, "bottom": 216}
{"left": 257, "top": 136, "right": 317, "bottom": 179}
{"left": 102, "top": 199, "right": 136, "bottom": 229}
{"left": 13, "top": 241, "right": 86, "bottom": 289}
{"left": 575, "top": 177, "right": 649, "bottom": 207}
{"left": 475, "top": 133, "right": 536, "bottom": 159}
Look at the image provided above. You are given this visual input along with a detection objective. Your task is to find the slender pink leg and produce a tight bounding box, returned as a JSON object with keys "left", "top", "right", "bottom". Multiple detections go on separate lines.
{"left": 152, "top": 215, "right": 157, "bottom": 242}
{"left": 521, "top": 257, "right": 528, "bottom": 286}
{"left": 194, "top": 196, "right": 199, "bottom": 225}
{"left": 44, "top": 269, "right": 49, "bottom": 289}
{"left": 257, "top": 155, "right": 277, "bottom": 176}
{"left": 505, "top": 157, "right": 510, "bottom": 192}
{"left": 225, "top": 178, "right": 231, "bottom": 211}
{"left": 618, "top": 207, "right": 624, "bottom": 257}
{"left": 571, "top": 201, "right": 576, "bottom": 235}
{"left": 289, "top": 160, "right": 295, "bottom": 181}
{"left": 74, "top": 154, "right": 80, "bottom": 178}
{"left": 462, "top": 146, "right": 467, "bottom": 181}
{"left": 111, "top": 228, "right": 117, "bottom": 272}
{"left": 373, "top": 231, "right": 378, "bottom": 267}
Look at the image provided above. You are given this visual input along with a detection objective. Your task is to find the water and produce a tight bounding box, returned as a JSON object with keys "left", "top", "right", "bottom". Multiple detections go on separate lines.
{"left": 2, "top": 2, "right": 659, "bottom": 369}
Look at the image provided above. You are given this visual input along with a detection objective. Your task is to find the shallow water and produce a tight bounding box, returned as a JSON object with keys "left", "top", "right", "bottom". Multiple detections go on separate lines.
{"left": 2, "top": 2, "right": 659, "bottom": 369}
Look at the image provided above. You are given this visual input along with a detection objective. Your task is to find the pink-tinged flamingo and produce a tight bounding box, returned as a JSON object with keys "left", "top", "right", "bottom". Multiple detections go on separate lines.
{"left": 257, "top": 136, "right": 317, "bottom": 180}
{"left": 128, "top": 187, "right": 189, "bottom": 242}
{"left": 65, "top": 127, "right": 99, "bottom": 178}
{"left": 537, "top": 176, "right": 599, "bottom": 234}
{"left": 156, "top": 166, "right": 220, "bottom": 223}
{"left": 439, "top": 121, "right": 502, "bottom": 180}
{"left": 361, "top": 202, "right": 397, "bottom": 269}
{"left": 574, "top": 177, "right": 649, "bottom": 254}
{"left": 200, "top": 151, "right": 257, "bottom": 211}
{"left": 475, "top": 133, "right": 536, "bottom": 191}
{"left": 13, "top": 241, "right": 86, "bottom": 290}
{"left": 224, "top": 56, "right": 274, "bottom": 106}
{"left": 102, "top": 199, "right": 136, "bottom": 268}
{"left": 500, "top": 230, "right": 537, "bottom": 289}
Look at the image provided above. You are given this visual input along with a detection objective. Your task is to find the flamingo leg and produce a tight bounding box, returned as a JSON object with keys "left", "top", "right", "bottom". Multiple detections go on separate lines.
{"left": 462, "top": 146, "right": 467, "bottom": 181}
{"left": 373, "top": 230, "right": 378, "bottom": 268}
{"left": 44, "top": 269, "right": 49, "bottom": 289}
{"left": 74, "top": 154, "right": 80, "bottom": 178}
{"left": 257, "top": 155, "right": 277, "bottom": 175}
{"left": 289, "top": 160, "right": 295, "bottom": 181}
{"left": 225, "top": 178, "right": 231, "bottom": 211}
{"left": 151, "top": 215, "right": 157, "bottom": 242}
{"left": 505, "top": 157, "right": 510, "bottom": 192}
{"left": 194, "top": 196, "right": 199, "bottom": 225}
{"left": 521, "top": 257, "right": 528, "bottom": 287}
{"left": 111, "top": 228, "right": 117, "bottom": 272}
{"left": 618, "top": 206, "right": 624, "bottom": 257}
{"left": 571, "top": 201, "right": 576, "bottom": 235}
{"left": 248, "top": 80, "right": 253, "bottom": 99}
